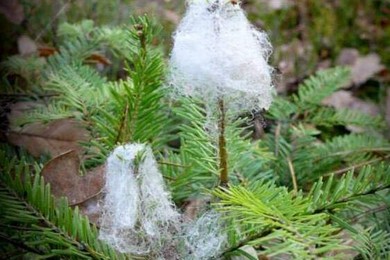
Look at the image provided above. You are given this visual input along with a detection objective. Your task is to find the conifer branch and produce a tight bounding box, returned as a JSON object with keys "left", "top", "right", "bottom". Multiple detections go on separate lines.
{"left": 115, "top": 101, "right": 129, "bottom": 144}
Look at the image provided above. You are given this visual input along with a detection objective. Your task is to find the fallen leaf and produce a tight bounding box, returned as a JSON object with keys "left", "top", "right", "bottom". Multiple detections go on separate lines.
{"left": 7, "top": 119, "right": 89, "bottom": 158}
{"left": 351, "top": 54, "right": 384, "bottom": 85}
{"left": 7, "top": 102, "right": 89, "bottom": 157}
{"left": 38, "top": 46, "right": 58, "bottom": 57}
{"left": 336, "top": 48, "right": 359, "bottom": 66}
{"left": 336, "top": 49, "right": 384, "bottom": 86}
{"left": 322, "top": 90, "right": 380, "bottom": 132}
{"left": 0, "top": 0, "right": 24, "bottom": 24}
{"left": 17, "top": 35, "right": 37, "bottom": 56}
{"left": 323, "top": 90, "right": 379, "bottom": 115}
{"left": 258, "top": 0, "right": 290, "bottom": 10}
{"left": 41, "top": 150, "right": 105, "bottom": 205}
{"left": 163, "top": 9, "right": 180, "bottom": 25}
{"left": 78, "top": 193, "right": 103, "bottom": 225}
{"left": 84, "top": 53, "right": 112, "bottom": 66}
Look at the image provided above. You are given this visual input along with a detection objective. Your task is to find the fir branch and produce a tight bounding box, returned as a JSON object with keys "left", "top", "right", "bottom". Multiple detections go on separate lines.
{"left": 0, "top": 232, "right": 44, "bottom": 255}
{"left": 0, "top": 150, "right": 125, "bottom": 259}
{"left": 324, "top": 155, "right": 390, "bottom": 177}
{"left": 308, "top": 164, "right": 390, "bottom": 213}
{"left": 213, "top": 184, "right": 343, "bottom": 258}
{"left": 293, "top": 67, "right": 350, "bottom": 109}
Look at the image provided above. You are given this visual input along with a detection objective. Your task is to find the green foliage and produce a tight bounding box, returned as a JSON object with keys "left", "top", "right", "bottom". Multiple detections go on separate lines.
{"left": 1, "top": 13, "right": 389, "bottom": 260}
{"left": 213, "top": 164, "right": 390, "bottom": 259}
{"left": 0, "top": 148, "right": 126, "bottom": 259}
{"left": 89, "top": 17, "right": 170, "bottom": 166}
{"left": 265, "top": 67, "right": 387, "bottom": 185}
{"left": 2, "top": 17, "right": 170, "bottom": 168}
{"left": 163, "top": 98, "right": 274, "bottom": 202}
{"left": 292, "top": 67, "right": 350, "bottom": 108}
{"left": 214, "top": 184, "right": 344, "bottom": 259}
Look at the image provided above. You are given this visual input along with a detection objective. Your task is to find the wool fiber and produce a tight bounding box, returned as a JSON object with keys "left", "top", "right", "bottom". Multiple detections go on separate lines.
{"left": 99, "top": 144, "right": 180, "bottom": 256}
{"left": 182, "top": 211, "right": 227, "bottom": 259}
{"left": 168, "top": 0, "right": 274, "bottom": 115}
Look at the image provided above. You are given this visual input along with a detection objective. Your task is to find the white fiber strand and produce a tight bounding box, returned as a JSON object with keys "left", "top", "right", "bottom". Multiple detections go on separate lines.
{"left": 168, "top": 0, "right": 274, "bottom": 115}
{"left": 99, "top": 144, "right": 180, "bottom": 256}
{"left": 182, "top": 211, "right": 227, "bottom": 260}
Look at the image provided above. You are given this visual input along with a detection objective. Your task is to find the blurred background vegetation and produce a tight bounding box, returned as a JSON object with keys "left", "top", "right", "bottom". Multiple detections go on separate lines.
{"left": 1, "top": 0, "right": 389, "bottom": 115}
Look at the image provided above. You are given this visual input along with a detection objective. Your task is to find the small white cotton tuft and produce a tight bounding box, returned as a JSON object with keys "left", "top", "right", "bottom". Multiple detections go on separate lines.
{"left": 168, "top": 0, "right": 274, "bottom": 114}
{"left": 181, "top": 211, "right": 227, "bottom": 259}
{"left": 99, "top": 143, "right": 180, "bottom": 256}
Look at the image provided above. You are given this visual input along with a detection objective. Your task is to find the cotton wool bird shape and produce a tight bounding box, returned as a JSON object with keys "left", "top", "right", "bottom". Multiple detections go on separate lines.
{"left": 99, "top": 144, "right": 180, "bottom": 256}
{"left": 169, "top": 0, "right": 274, "bottom": 114}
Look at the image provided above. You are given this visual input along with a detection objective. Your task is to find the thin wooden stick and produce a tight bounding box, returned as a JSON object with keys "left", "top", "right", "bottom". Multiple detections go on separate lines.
{"left": 218, "top": 99, "right": 228, "bottom": 187}
{"left": 287, "top": 156, "right": 298, "bottom": 194}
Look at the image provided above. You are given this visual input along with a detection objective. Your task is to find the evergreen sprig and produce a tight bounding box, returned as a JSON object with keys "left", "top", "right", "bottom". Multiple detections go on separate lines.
{"left": 88, "top": 16, "right": 171, "bottom": 166}
{"left": 213, "top": 164, "right": 390, "bottom": 258}
{"left": 0, "top": 150, "right": 126, "bottom": 259}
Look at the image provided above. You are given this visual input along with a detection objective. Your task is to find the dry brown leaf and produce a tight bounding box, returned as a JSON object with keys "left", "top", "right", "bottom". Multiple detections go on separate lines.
{"left": 17, "top": 35, "right": 37, "bottom": 56}
{"left": 258, "top": 0, "right": 290, "bottom": 10}
{"left": 322, "top": 90, "right": 380, "bottom": 132}
{"left": 0, "top": 0, "right": 24, "bottom": 24}
{"left": 351, "top": 54, "right": 384, "bottom": 85}
{"left": 78, "top": 193, "right": 103, "bottom": 225}
{"left": 336, "top": 48, "right": 359, "bottom": 66}
{"left": 41, "top": 150, "right": 105, "bottom": 205}
{"left": 7, "top": 119, "right": 89, "bottom": 158}
{"left": 163, "top": 9, "right": 180, "bottom": 25}
{"left": 7, "top": 102, "right": 89, "bottom": 157}
{"left": 323, "top": 90, "right": 379, "bottom": 115}
{"left": 336, "top": 48, "right": 384, "bottom": 86}
{"left": 38, "top": 46, "right": 58, "bottom": 57}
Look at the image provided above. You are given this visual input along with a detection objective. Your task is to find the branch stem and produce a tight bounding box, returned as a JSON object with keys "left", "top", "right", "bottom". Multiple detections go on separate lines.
{"left": 218, "top": 99, "right": 228, "bottom": 187}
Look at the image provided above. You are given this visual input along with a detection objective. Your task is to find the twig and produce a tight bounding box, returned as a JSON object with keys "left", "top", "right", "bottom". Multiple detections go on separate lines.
{"left": 287, "top": 156, "right": 298, "bottom": 194}
{"left": 157, "top": 161, "right": 190, "bottom": 168}
{"left": 274, "top": 122, "right": 281, "bottom": 156}
{"left": 350, "top": 204, "right": 389, "bottom": 224}
{"left": 324, "top": 155, "right": 390, "bottom": 177}
{"left": 218, "top": 99, "right": 228, "bottom": 187}
{"left": 114, "top": 101, "right": 129, "bottom": 144}
{"left": 314, "top": 183, "right": 390, "bottom": 214}
{"left": 314, "top": 148, "right": 390, "bottom": 162}
{"left": 0, "top": 232, "right": 44, "bottom": 255}
{"left": 34, "top": 0, "right": 71, "bottom": 41}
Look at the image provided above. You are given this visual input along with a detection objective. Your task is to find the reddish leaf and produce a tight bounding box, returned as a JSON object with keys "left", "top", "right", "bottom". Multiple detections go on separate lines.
{"left": 41, "top": 150, "right": 105, "bottom": 205}
{"left": 38, "top": 46, "right": 58, "bottom": 57}
{"left": 8, "top": 102, "right": 89, "bottom": 158}
{"left": 8, "top": 119, "right": 88, "bottom": 158}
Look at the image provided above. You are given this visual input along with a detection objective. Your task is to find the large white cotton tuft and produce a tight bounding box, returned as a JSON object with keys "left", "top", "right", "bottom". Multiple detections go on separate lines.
{"left": 99, "top": 144, "right": 180, "bottom": 256}
{"left": 168, "top": 0, "right": 274, "bottom": 114}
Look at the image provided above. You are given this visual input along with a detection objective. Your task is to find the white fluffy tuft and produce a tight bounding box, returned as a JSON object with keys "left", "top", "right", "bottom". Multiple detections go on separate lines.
{"left": 99, "top": 144, "right": 180, "bottom": 256}
{"left": 182, "top": 211, "right": 227, "bottom": 259}
{"left": 168, "top": 0, "right": 274, "bottom": 114}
